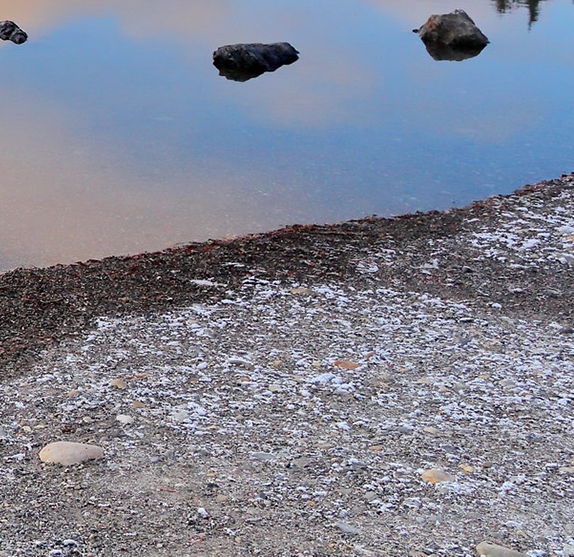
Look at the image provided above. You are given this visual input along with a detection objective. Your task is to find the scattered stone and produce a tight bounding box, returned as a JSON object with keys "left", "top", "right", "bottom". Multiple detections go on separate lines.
{"left": 213, "top": 42, "right": 299, "bottom": 81}
{"left": 228, "top": 358, "right": 255, "bottom": 370}
{"left": 333, "top": 360, "right": 360, "bottom": 370}
{"left": 335, "top": 521, "right": 360, "bottom": 535}
{"left": 197, "top": 507, "right": 210, "bottom": 519}
{"left": 421, "top": 468, "right": 455, "bottom": 484}
{"left": 110, "top": 378, "right": 127, "bottom": 389}
{"left": 39, "top": 441, "right": 104, "bottom": 465}
{"left": 267, "top": 383, "right": 282, "bottom": 392}
{"left": 189, "top": 279, "right": 221, "bottom": 287}
{"left": 116, "top": 414, "right": 134, "bottom": 425}
{"left": 251, "top": 452, "right": 276, "bottom": 462}
{"left": 290, "top": 456, "right": 313, "bottom": 468}
{"left": 476, "top": 541, "right": 529, "bottom": 557}
{"left": 290, "top": 287, "right": 315, "bottom": 296}
{"left": 414, "top": 9, "right": 489, "bottom": 61}
{"left": 0, "top": 20, "right": 27, "bottom": 44}
{"left": 172, "top": 410, "right": 189, "bottom": 422}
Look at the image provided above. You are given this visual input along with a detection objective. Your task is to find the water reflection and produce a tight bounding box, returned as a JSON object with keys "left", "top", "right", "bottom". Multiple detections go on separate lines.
{"left": 0, "top": 0, "right": 573, "bottom": 271}
{"left": 493, "top": 0, "right": 548, "bottom": 26}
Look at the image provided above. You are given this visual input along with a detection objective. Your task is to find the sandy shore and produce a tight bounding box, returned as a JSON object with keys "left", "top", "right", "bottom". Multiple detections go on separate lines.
{"left": 0, "top": 175, "right": 573, "bottom": 556}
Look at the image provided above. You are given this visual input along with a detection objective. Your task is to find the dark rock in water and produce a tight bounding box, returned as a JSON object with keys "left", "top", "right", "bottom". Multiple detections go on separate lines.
{"left": 414, "top": 10, "right": 488, "bottom": 61}
{"left": 213, "top": 42, "right": 299, "bottom": 82}
{"left": 0, "top": 20, "right": 28, "bottom": 45}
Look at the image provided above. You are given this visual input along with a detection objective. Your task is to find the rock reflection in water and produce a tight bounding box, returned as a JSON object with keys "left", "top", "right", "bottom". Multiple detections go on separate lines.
{"left": 414, "top": 9, "right": 489, "bottom": 61}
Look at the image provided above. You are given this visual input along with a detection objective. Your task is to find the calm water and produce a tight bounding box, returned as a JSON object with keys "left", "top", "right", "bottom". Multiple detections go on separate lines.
{"left": 1, "top": 0, "right": 573, "bottom": 270}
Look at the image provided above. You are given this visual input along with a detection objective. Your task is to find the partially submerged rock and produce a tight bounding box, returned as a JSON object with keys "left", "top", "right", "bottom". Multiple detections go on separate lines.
{"left": 0, "top": 20, "right": 27, "bottom": 45}
{"left": 414, "top": 10, "right": 488, "bottom": 61}
{"left": 213, "top": 42, "right": 299, "bottom": 82}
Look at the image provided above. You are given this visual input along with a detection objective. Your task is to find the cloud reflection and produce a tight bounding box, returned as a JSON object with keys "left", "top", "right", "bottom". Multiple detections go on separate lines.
{"left": 0, "top": 87, "right": 312, "bottom": 269}
{"left": 0, "top": 0, "right": 568, "bottom": 271}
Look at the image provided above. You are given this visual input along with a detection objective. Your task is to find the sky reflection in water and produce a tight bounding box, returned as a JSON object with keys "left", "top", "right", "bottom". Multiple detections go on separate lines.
{"left": 0, "top": 0, "right": 573, "bottom": 270}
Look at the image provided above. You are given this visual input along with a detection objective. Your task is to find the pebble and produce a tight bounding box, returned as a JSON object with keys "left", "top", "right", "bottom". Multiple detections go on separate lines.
{"left": 172, "top": 410, "right": 189, "bottom": 422}
{"left": 228, "top": 358, "right": 255, "bottom": 370}
{"left": 476, "top": 541, "right": 529, "bottom": 557}
{"left": 251, "top": 452, "right": 276, "bottom": 462}
{"left": 290, "top": 456, "right": 313, "bottom": 468}
{"left": 335, "top": 521, "right": 360, "bottom": 535}
{"left": 333, "top": 360, "right": 360, "bottom": 370}
{"left": 421, "top": 468, "right": 454, "bottom": 484}
{"left": 110, "top": 378, "right": 127, "bottom": 389}
{"left": 290, "top": 287, "right": 315, "bottom": 295}
{"left": 197, "top": 507, "right": 210, "bottom": 518}
{"left": 39, "top": 441, "right": 104, "bottom": 465}
{"left": 116, "top": 414, "right": 134, "bottom": 425}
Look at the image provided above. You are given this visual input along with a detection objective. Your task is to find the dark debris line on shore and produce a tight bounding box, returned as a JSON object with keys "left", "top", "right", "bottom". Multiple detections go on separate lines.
{"left": 1, "top": 176, "right": 573, "bottom": 379}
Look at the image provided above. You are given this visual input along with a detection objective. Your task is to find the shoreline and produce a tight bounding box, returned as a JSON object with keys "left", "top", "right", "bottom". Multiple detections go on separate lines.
{"left": 1, "top": 174, "right": 573, "bottom": 379}
{"left": 0, "top": 174, "right": 573, "bottom": 556}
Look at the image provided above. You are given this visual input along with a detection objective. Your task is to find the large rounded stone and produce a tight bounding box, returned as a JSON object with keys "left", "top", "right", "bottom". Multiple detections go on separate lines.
{"left": 39, "top": 441, "right": 104, "bottom": 465}
{"left": 476, "top": 542, "right": 529, "bottom": 557}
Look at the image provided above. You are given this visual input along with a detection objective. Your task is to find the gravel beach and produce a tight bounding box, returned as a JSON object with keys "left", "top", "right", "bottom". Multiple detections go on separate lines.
{"left": 0, "top": 175, "right": 573, "bottom": 557}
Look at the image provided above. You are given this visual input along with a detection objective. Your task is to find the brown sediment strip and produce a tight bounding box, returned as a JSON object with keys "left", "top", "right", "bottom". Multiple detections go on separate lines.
{"left": 1, "top": 175, "right": 573, "bottom": 379}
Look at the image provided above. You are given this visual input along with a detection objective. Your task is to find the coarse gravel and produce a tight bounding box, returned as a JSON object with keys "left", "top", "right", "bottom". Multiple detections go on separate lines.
{"left": 0, "top": 175, "right": 573, "bottom": 557}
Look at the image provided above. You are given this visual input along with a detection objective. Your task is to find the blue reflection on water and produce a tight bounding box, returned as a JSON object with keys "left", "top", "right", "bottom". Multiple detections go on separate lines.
{"left": 0, "top": 0, "right": 573, "bottom": 269}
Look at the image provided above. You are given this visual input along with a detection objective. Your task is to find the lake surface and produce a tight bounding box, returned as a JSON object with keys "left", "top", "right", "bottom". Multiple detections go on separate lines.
{"left": 1, "top": 0, "right": 573, "bottom": 271}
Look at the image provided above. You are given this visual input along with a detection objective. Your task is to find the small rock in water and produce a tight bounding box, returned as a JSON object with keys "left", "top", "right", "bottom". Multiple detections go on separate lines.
{"left": 39, "top": 441, "right": 103, "bottom": 465}
{"left": 0, "top": 20, "right": 28, "bottom": 44}
{"left": 213, "top": 42, "right": 299, "bottom": 82}
{"left": 476, "top": 541, "right": 529, "bottom": 557}
{"left": 414, "top": 9, "right": 489, "bottom": 61}
{"left": 421, "top": 468, "right": 455, "bottom": 484}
